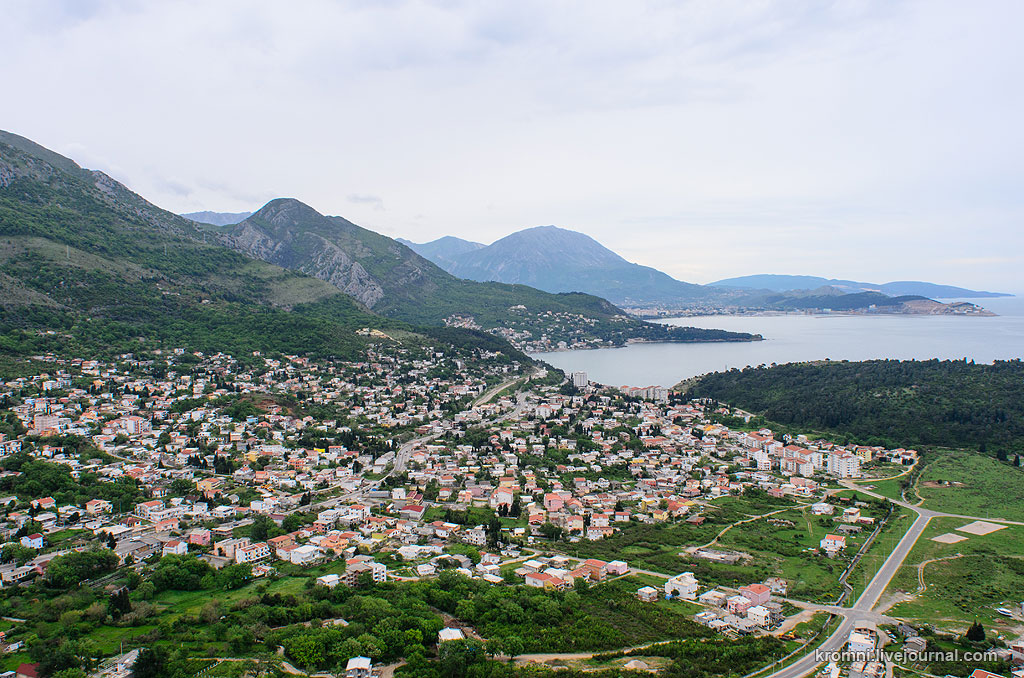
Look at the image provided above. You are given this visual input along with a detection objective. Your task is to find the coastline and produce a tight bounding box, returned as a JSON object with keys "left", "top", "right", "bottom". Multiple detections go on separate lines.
{"left": 647, "top": 309, "right": 997, "bottom": 321}
{"left": 528, "top": 334, "right": 765, "bottom": 354}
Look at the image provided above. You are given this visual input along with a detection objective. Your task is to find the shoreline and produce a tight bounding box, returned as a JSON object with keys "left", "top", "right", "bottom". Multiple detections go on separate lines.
{"left": 528, "top": 334, "right": 765, "bottom": 354}
{"left": 645, "top": 310, "right": 998, "bottom": 320}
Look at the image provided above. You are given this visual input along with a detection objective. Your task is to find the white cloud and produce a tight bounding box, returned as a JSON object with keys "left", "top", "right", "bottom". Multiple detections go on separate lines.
{"left": 2, "top": 0, "right": 1022, "bottom": 291}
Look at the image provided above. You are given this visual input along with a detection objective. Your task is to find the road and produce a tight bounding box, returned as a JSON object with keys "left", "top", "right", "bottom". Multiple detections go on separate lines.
{"left": 473, "top": 372, "right": 529, "bottom": 408}
{"left": 760, "top": 508, "right": 932, "bottom": 678}
{"left": 284, "top": 376, "right": 536, "bottom": 516}
{"left": 759, "top": 474, "right": 1024, "bottom": 678}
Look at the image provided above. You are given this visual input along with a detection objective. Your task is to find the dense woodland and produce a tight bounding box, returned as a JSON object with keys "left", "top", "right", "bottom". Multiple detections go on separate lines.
{"left": 686, "top": 359, "right": 1024, "bottom": 452}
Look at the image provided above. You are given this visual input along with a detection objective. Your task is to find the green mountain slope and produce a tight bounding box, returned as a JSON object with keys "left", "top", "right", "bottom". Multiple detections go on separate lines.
{"left": 0, "top": 131, "right": 510, "bottom": 360}
{"left": 223, "top": 200, "right": 759, "bottom": 348}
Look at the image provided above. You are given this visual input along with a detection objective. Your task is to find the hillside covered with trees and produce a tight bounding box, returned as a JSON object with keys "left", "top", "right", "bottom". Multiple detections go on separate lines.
{"left": 685, "top": 359, "right": 1024, "bottom": 452}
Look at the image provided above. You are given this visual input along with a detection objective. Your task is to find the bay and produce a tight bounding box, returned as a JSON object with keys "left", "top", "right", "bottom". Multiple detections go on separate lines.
{"left": 532, "top": 296, "right": 1024, "bottom": 387}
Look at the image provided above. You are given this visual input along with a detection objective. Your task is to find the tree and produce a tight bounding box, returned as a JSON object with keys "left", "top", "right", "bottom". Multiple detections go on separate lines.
{"left": 487, "top": 516, "right": 502, "bottom": 545}
{"left": 2, "top": 543, "right": 36, "bottom": 565}
{"left": 509, "top": 494, "right": 521, "bottom": 518}
{"left": 539, "top": 522, "right": 563, "bottom": 541}
{"left": 438, "top": 639, "right": 484, "bottom": 678}
{"left": 169, "top": 478, "right": 196, "bottom": 497}
{"left": 502, "top": 636, "right": 524, "bottom": 659}
{"left": 108, "top": 587, "right": 131, "bottom": 619}
{"left": 966, "top": 621, "right": 986, "bottom": 642}
{"left": 47, "top": 549, "right": 119, "bottom": 588}
{"left": 285, "top": 633, "right": 324, "bottom": 669}
{"left": 31, "top": 638, "right": 84, "bottom": 678}
{"left": 131, "top": 648, "right": 167, "bottom": 678}
{"left": 250, "top": 514, "right": 272, "bottom": 541}
{"left": 218, "top": 563, "right": 252, "bottom": 590}
{"left": 282, "top": 513, "right": 304, "bottom": 533}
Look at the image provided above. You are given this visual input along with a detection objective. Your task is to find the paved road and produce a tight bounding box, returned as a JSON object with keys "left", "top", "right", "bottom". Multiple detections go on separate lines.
{"left": 761, "top": 508, "right": 932, "bottom": 678}
{"left": 473, "top": 372, "right": 529, "bottom": 407}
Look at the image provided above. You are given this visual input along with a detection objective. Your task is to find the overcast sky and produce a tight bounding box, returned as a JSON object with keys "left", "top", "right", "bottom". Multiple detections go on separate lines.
{"left": 4, "top": 0, "right": 1023, "bottom": 291}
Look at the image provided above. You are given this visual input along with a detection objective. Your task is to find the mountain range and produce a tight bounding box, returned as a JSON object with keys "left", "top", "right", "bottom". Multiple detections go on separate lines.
{"left": 402, "top": 226, "right": 707, "bottom": 306}
{"left": 217, "top": 202, "right": 754, "bottom": 346}
{"left": 182, "top": 210, "right": 253, "bottom": 226}
{"left": 395, "top": 236, "right": 483, "bottom": 270}
{"left": 403, "top": 229, "right": 1010, "bottom": 308}
{"left": 710, "top": 274, "right": 1010, "bottom": 299}
{"left": 0, "top": 130, "right": 758, "bottom": 362}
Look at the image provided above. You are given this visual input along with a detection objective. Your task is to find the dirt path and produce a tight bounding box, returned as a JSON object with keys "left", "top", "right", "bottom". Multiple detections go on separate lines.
{"left": 916, "top": 554, "right": 967, "bottom": 592}
{"left": 512, "top": 639, "right": 679, "bottom": 665}
{"left": 683, "top": 507, "right": 792, "bottom": 554}
{"left": 772, "top": 608, "right": 817, "bottom": 635}
{"left": 379, "top": 661, "right": 406, "bottom": 678}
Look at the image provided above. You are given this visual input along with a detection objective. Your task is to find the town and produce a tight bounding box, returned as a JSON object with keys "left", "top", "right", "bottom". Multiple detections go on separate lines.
{"left": 0, "top": 349, "right": 1020, "bottom": 678}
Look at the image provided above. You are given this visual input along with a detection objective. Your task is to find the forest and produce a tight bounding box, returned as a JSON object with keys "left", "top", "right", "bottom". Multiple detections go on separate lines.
{"left": 686, "top": 359, "right": 1024, "bottom": 452}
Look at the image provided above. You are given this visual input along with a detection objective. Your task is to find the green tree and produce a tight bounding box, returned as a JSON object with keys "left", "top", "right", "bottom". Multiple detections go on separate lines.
{"left": 131, "top": 648, "right": 167, "bottom": 678}
{"left": 47, "top": 549, "right": 119, "bottom": 588}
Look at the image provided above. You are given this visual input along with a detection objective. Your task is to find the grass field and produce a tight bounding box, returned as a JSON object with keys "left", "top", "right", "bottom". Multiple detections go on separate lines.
{"left": 854, "top": 475, "right": 911, "bottom": 503}
{"left": 884, "top": 517, "right": 1024, "bottom": 631}
{"left": 558, "top": 492, "right": 894, "bottom": 604}
{"left": 914, "top": 451, "right": 1024, "bottom": 522}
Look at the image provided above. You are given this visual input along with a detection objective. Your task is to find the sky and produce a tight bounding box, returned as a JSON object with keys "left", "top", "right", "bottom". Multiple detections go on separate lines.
{"left": 4, "top": 0, "right": 1023, "bottom": 292}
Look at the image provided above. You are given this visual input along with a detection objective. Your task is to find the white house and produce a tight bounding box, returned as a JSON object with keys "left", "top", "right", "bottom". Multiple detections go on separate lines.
{"left": 665, "top": 572, "right": 698, "bottom": 600}
{"left": 282, "top": 545, "right": 319, "bottom": 565}
{"left": 820, "top": 534, "right": 846, "bottom": 556}
{"left": 316, "top": 574, "right": 341, "bottom": 588}
{"left": 235, "top": 541, "right": 271, "bottom": 564}
{"left": 637, "top": 586, "right": 660, "bottom": 602}
{"left": 847, "top": 631, "right": 875, "bottom": 656}
{"left": 162, "top": 540, "right": 188, "bottom": 556}
{"left": 346, "top": 656, "right": 372, "bottom": 678}
{"left": 747, "top": 605, "right": 771, "bottom": 628}
{"left": 438, "top": 628, "right": 466, "bottom": 642}
{"left": 20, "top": 534, "right": 44, "bottom": 549}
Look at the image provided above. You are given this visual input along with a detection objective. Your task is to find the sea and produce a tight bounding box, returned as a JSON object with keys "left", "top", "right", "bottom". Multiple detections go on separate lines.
{"left": 531, "top": 296, "right": 1024, "bottom": 388}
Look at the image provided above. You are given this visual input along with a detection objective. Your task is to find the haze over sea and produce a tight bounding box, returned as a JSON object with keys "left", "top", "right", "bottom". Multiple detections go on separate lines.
{"left": 533, "top": 296, "right": 1024, "bottom": 388}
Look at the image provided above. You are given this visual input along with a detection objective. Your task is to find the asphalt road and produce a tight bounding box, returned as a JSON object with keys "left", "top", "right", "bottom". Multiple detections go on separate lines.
{"left": 760, "top": 468, "right": 1024, "bottom": 678}
{"left": 761, "top": 509, "right": 932, "bottom": 678}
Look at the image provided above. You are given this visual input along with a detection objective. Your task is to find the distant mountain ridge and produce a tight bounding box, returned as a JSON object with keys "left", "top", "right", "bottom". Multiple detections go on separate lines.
{"left": 404, "top": 227, "right": 1010, "bottom": 307}
{"left": 397, "top": 236, "right": 483, "bottom": 270}
{"left": 711, "top": 274, "right": 1010, "bottom": 299}
{"left": 182, "top": 210, "right": 253, "bottom": 226}
{"left": 220, "top": 202, "right": 760, "bottom": 346}
{"left": 405, "top": 225, "right": 709, "bottom": 306}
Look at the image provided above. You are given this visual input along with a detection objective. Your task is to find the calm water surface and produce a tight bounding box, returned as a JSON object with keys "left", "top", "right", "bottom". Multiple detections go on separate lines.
{"left": 532, "top": 296, "right": 1024, "bottom": 387}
